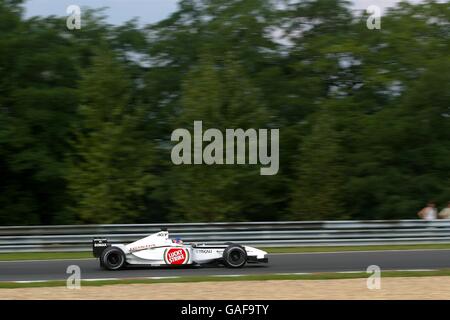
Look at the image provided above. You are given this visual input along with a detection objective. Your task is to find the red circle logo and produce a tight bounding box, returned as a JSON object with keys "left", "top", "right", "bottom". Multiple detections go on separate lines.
{"left": 165, "top": 248, "right": 188, "bottom": 265}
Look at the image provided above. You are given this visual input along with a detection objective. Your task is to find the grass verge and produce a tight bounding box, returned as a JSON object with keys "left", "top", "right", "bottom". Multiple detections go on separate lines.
{"left": 2, "top": 269, "right": 450, "bottom": 289}
{"left": 2, "top": 243, "right": 450, "bottom": 261}
{"left": 0, "top": 252, "right": 92, "bottom": 261}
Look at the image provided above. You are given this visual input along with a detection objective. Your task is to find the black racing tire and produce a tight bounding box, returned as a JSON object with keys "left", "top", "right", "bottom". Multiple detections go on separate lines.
{"left": 100, "top": 246, "right": 126, "bottom": 270}
{"left": 222, "top": 244, "right": 247, "bottom": 268}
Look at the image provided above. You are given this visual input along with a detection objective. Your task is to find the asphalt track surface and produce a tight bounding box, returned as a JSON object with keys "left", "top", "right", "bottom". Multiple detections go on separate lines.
{"left": 1, "top": 249, "right": 450, "bottom": 282}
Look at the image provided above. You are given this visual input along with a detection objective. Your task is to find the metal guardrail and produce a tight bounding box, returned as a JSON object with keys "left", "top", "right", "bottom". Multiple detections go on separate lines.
{"left": 1, "top": 220, "right": 450, "bottom": 252}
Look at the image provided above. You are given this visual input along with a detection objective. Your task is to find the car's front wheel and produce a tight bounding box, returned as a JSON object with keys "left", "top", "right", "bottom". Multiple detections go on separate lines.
{"left": 100, "top": 247, "right": 126, "bottom": 270}
{"left": 222, "top": 244, "right": 247, "bottom": 268}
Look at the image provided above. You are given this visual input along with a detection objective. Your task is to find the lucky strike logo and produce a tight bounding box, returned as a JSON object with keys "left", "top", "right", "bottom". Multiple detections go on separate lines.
{"left": 165, "top": 248, "right": 188, "bottom": 265}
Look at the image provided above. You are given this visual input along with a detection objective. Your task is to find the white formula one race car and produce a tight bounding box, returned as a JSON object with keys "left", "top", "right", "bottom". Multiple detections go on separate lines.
{"left": 92, "top": 229, "right": 268, "bottom": 270}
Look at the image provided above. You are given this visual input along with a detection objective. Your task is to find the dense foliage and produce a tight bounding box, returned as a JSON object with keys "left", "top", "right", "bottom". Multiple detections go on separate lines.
{"left": 0, "top": 0, "right": 448, "bottom": 224}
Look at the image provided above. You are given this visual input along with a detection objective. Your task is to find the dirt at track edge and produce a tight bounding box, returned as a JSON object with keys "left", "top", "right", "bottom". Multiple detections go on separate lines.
{"left": 1, "top": 276, "right": 450, "bottom": 299}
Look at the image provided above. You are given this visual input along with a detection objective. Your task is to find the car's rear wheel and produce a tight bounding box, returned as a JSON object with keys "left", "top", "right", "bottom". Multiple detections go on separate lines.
{"left": 100, "top": 247, "right": 126, "bottom": 270}
{"left": 222, "top": 244, "right": 247, "bottom": 268}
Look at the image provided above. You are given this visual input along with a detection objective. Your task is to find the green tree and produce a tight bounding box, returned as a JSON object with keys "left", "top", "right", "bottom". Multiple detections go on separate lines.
{"left": 0, "top": 2, "right": 81, "bottom": 224}
{"left": 67, "top": 51, "right": 160, "bottom": 223}
{"left": 169, "top": 54, "right": 285, "bottom": 221}
{"left": 290, "top": 106, "right": 347, "bottom": 220}
{"left": 340, "top": 1, "right": 450, "bottom": 219}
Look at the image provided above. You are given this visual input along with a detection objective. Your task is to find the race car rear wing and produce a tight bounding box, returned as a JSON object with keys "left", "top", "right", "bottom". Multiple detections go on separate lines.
{"left": 92, "top": 238, "right": 110, "bottom": 257}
